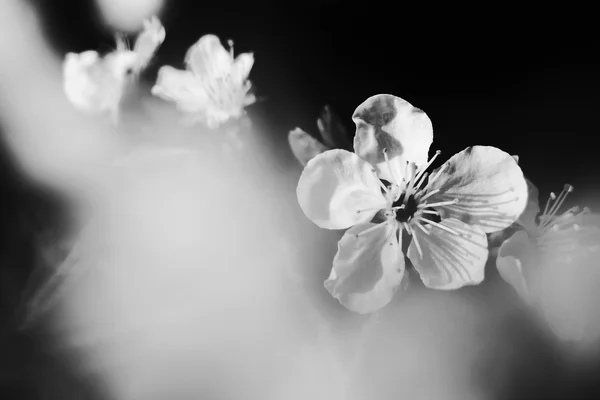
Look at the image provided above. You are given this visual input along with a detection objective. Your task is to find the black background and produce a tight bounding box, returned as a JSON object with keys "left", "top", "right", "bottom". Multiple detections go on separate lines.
{"left": 1, "top": 1, "right": 599, "bottom": 399}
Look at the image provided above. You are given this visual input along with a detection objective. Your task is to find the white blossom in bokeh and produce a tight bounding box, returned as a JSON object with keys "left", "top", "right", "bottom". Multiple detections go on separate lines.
{"left": 151, "top": 34, "right": 256, "bottom": 129}
{"left": 296, "top": 94, "right": 528, "bottom": 314}
{"left": 63, "top": 16, "right": 165, "bottom": 123}
{"left": 497, "top": 180, "right": 600, "bottom": 343}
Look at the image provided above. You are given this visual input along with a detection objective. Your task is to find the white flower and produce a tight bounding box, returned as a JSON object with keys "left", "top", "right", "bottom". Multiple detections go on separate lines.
{"left": 62, "top": 16, "right": 165, "bottom": 122}
{"left": 151, "top": 34, "right": 255, "bottom": 129}
{"left": 288, "top": 105, "right": 351, "bottom": 166}
{"left": 296, "top": 94, "right": 528, "bottom": 314}
{"left": 496, "top": 180, "right": 600, "bottom": 342}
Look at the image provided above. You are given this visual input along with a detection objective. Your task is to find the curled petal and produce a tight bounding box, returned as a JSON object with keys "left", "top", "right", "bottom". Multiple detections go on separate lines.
{"left": 516, "top": 178, "right": 540, "bottom": 232}
{"left": 185, "top": 34, "right": 232, "bottom": 78}
{"left": 151, "top": 66, "right": 209, "bottom": 112}
{"left": 288, "top": 128, "right": 329, "bottom": 167}
{"left": 407, "top": 218, "right": 488, "bottom": 290}
{"left": 352, "top": 94, "right": 433, "bottom": 183}
{"left": 325, "top": 222, "right": 405, "bottom": 314}
{"left": 496, "top": 230, "right": 538, "bottom": 301}
{"left": 425, "top": 146, "right": 528, "bottom": 233}
{"left": 296, "top": 149, "right": 387, "bottom": 230}
{"left": 231, "top": 52, "right": 254, "bottom": 88}
{"left": 317, "top": 105, "right": 351, "bottom": 150}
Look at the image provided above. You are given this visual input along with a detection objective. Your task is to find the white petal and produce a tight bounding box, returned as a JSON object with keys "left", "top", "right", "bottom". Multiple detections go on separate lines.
{"left": 63, "top": 50, "right": 133, "bottom": 117}
{"left": 132, "top": 15, "right": 166, "bottom": 71}
{"left": 352, "top": 94, "right": 433, "bottom": 183}
{"left": 63, "top": 51, "right": 102, "bottom": 111}
{"left": 151, "top": 66, "right": 209, "bottom": 112}
{"left": 325, "top": 222, "right": 405, "bottom": 314}
{"left": 231, "top": 52, "right": 254, "bottom": 87}
{"left": 296, "top": 149, "right": 387, "bottom": 230}
{"left": 425, "top": 146, "right": 528, "bottom": 233}
{"left": 288, "top": 128, "right": 329, "bottom": 166}
{"left": 516, "top": 178, "right": 540, "bottom": 232}
{"left": 184, "top": 34, "right": 232, "bottom": 78}
{"left": 407, "top": 218, "right": 488, "bottom": 290}
{"left": 496, "top": 230, "right": 537, "bottom": 301}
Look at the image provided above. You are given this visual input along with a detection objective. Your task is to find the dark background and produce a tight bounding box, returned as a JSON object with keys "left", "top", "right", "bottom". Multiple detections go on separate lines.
{"left": 1, "top": 1, "right": 599, "bottom": 399}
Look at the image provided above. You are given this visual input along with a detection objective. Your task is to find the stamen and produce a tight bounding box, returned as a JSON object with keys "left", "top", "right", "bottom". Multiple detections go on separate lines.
{"left": 418, "top": 217, "right": 459, "bottom": 235}
{"left": 392, "top": 205, "right": 406, "bottom": 211}
{"left": 412, "top": 150, "right": 441, "bottom": 189}
{"left": 540, "top": 184, "right": 574, "bottom": 229}
{"left": 227, "top": 39, "right": 235, "bottom": 59}
{"left": 423, "top": 162, "right": 448, "bottom": 191}
{"left": 414, "top": 221, "right": 431, "bottom": 235}
{"left": 418, "top": 198, "right": 459, "bottom": 209}
{"left": 402, "top": 222, "right": 412, "bottom": 235}
{"left": 356, "top": 206, "right": 381, "bottom": 214}
{"left": 404, "top": 152, "right": 439, "bottom": 200}
{"left": 375, "top": 172, "right": 390, "bottom": 194}
{"left": 421, "top": 209, "right": 439, "bottom": 215}
{"left": 419, "top": 188, "right": 441, "bottom": 202}
{"left": 542, "top": 192, "right": 556, "bottom": 217}
{"left": 355, "top": 221, "right": 388, "bottom": 238}
{"left": 406, "top": 223, "right": 424, "bottom": 258}
{"left": 382, "top": 148, "right": 400, "bottom": 186}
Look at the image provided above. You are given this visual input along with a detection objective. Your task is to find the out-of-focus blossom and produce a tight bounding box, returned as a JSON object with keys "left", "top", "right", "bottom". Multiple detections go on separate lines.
{"left": 151, "top": 34, "right": 255, "bottom": 129}
{"left": 288, "top": 105, "right": 352, "bottom": 166}
{"left": 296, "top": 94, "right": 528, "bottom": 314}
{"left": 63, "top": 16, "right": 165, "bottom": 123}
{"left": 496, "top": 180, "right": 600, "bottom": 342}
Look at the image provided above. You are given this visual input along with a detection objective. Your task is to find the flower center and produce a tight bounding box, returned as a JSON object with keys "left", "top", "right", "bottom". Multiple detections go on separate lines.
{"left": 358, "top": 149, "right": 461, "bottom": 258}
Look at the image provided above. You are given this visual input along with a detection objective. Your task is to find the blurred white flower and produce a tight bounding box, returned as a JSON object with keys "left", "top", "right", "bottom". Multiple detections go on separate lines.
{"left": 296, "top": 94, "right": 528, "bottom": 314}
{"left": 288, "top": 105, "right": 351, "bottom": 166}
{"left": 151, "top": 34, "right": 255, "bottom": 129}
{"left": 63, "top": 16, "right": 165, "bottom": 123}
{"left": 497, "top": 181, "right": 600, "bottom": 342}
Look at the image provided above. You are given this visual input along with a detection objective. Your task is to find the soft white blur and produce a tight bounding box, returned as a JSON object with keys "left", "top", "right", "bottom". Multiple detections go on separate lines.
{"left": 94, "top": 0, "right": 166, "bottom": 32}
{"left": 0, "top": 1, "right": 512, "bottom": 399}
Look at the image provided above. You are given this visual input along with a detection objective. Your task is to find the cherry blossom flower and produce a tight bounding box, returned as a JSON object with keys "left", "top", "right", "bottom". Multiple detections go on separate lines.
{"left": 296, "top": 94, "right": 528, "bottom": 314}
{"left": 496, "top": 180, "right": 600, "bottom": 342}
{"left": 288, "top": 105, "right": 352, "bottom": 166}
{"left": 63, "top": 16, "right": 165, "bottom": 123}
{"left": 151, "top": 34, "right": 255, "bottom": 129}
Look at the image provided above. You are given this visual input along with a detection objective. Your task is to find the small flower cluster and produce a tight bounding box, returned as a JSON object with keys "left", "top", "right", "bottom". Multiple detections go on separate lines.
{"left": 62, "top": 17, "right": 255, "bottom": 128}
{"left": 289, "top": 95, "right": 600, "bottom": 343}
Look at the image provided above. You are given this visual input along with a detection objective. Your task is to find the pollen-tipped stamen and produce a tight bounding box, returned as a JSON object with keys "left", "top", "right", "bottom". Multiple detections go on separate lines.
{"left": 356, "top": 206, "right": 382, "bottom": 214}
{"left": 417, "top": 217, "right": 460, "bottom": 236}
{"left": 418, "top": 198, "right": 459, "bottom": 209}
{"left": 419, "top": 188, "right": 441, "bottom": 202}
{"left": 422, "top": 162, "right": 448, "bottom": 192}
{"left": 421, "top": 209, "right": 439, "bottom": 215}
{"left": 405, "top": 223, "right": 424, "bottom": 258}
{"left": 540, "top": 184, "right": 574, "bottom": 229}
{"left": 405, "top": 151, "right": 442, "bottom": 199}
{"left": 227, "top": 39, "right": 235, "bottom": 59}
{"left": 355, "top": 220, "right": 388, "bottom": 238}
{"left": 382, "top": 148, "right": 400, "bottom": 187}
